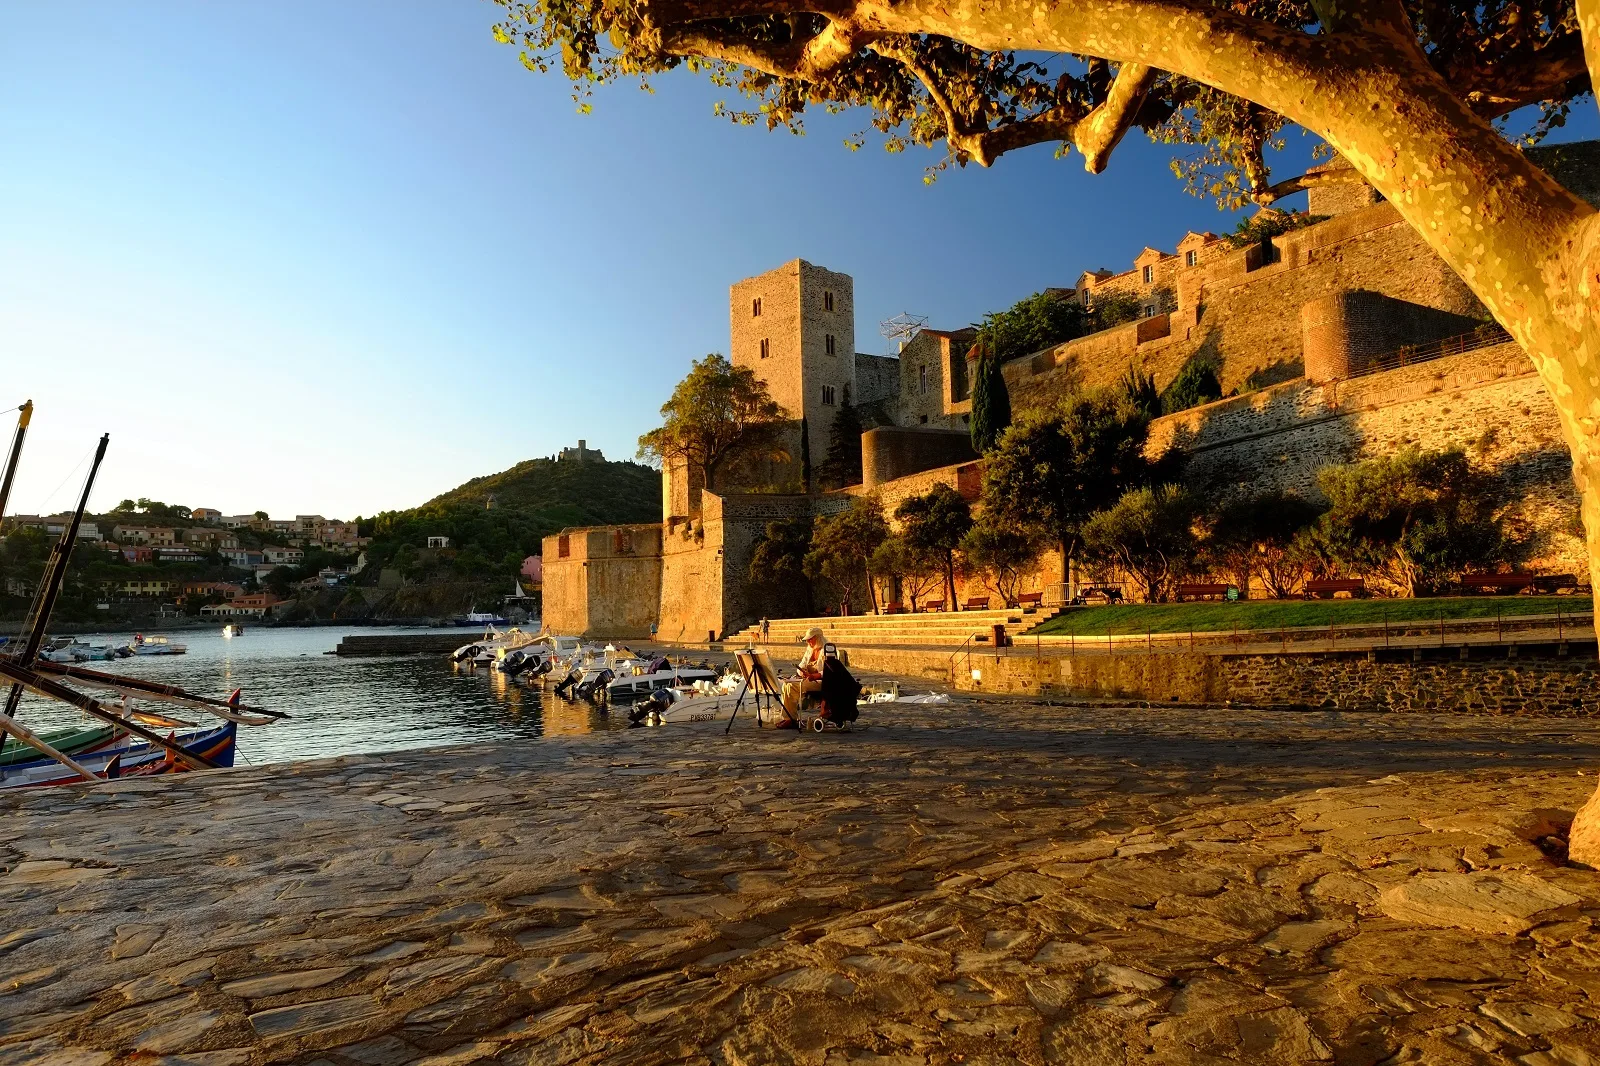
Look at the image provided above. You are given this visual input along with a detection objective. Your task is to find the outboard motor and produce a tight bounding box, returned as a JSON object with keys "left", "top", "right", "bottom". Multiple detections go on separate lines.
{"left": 498, "top": 650, "right": 526, "bottom": 675}
{"left": 553, "top": 668, "right": 580, "bottom": 696}
{"left": 630, "top": 686, "right": 675, "bottom": 726}
{"left": 450, "top": 643, "right": 481, "bottom": 664}
{"left": 575, "top": 669, "right": 615, "bottom": 701}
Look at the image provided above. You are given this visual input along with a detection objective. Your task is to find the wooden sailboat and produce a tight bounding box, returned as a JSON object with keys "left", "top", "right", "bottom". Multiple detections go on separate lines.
{"left": 0, "top": 405, "right": 283, "bottom": 788}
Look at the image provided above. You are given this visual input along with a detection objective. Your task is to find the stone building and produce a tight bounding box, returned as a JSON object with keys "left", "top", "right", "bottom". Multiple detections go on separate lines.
{"left": 541, "top": 142, "right": 1600, "bottom": 633}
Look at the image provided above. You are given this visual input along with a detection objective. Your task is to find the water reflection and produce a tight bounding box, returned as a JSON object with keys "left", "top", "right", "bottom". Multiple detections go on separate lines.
{"left": 13, "top": 626, "right": 624, "bottom": 764}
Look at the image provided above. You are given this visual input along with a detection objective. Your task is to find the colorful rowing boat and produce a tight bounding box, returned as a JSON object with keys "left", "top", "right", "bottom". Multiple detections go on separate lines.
{"left": 0, "top": 722, "right": 236, "bottom": 789}
{"left": 0, "top": 723, "right": 122, "bottom": 767}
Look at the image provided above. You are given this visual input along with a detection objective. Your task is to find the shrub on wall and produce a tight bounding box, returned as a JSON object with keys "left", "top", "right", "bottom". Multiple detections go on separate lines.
{"left": 1162, "top": 359, "right": 1224, "bottom": 414}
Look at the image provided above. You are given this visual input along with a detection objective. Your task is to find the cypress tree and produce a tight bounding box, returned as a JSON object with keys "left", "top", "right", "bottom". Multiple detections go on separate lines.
{"left": 970, "top": 343, "right": 1012, "bottom": 453}
{"left": 799, "top": 415, "right": 812, "bottom": 492}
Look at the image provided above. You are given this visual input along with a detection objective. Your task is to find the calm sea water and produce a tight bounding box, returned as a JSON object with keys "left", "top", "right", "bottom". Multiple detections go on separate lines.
{"left": 10, "top": 626, "right": 628, "bottom": 766}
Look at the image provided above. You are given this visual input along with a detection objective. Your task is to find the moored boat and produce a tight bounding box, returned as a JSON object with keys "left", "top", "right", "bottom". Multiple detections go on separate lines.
{"left": 131, "top": 634, "right": 187, "bottom": 656}
{"left": 0, "top": 722, "right": 123, "bottom": 767}
{"left": 0, "top": 721, "right": 236, "bottom": 789}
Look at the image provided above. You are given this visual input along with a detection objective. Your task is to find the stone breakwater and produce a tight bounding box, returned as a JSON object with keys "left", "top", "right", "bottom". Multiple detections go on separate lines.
{"left": 6, "top": 701, "right": 1600, "bottom": 1064}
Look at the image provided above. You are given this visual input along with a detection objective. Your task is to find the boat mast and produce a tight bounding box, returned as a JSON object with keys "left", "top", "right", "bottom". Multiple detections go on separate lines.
{"left": 2, "top": 434, "right": 108, "bottom": 720}
{"left": 0, "top": 401, "right": 33, "bottom": 533}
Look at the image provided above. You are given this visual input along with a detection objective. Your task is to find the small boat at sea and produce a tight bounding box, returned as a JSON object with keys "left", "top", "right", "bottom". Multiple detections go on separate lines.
{"left": 131, "top": 634, "right": 187, "bottom": 656}
{"left": 222, "top": 623, "right": 244, "bottom": 639}
{"left": 0, "top": 721, "right": 237, "bottom": 789}
{"left": 452, "top": 607, "right": 509, "bottom": 627}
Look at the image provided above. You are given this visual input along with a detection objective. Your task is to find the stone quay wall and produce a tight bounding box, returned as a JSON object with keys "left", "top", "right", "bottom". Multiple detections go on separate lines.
{"left": 845, "top": 643, "right": 1600, "bottom": 716}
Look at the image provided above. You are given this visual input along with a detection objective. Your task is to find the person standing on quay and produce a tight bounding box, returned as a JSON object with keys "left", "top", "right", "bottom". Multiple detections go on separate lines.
{"left": 760, "top": 616, "right": 770, "bottom": 644}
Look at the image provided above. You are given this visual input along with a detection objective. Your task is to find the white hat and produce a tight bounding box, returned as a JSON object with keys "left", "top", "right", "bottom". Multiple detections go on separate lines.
{"left": 804, "top": 626, "right": 825, "bottom": 642}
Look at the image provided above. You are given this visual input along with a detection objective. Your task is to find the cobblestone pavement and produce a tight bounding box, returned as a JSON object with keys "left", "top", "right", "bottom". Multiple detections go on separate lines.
{"left": 6, "top": 698, "right": 1600, "bottom": 1065}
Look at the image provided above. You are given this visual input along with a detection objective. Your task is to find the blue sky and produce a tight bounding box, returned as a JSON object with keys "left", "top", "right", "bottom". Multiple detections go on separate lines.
{"left": 2, "top": 3, "right": 1593, "bottom": 520}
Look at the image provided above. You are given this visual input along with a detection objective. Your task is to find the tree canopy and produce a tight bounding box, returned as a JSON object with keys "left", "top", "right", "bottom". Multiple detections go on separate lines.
{"left": 804, "top": 495, "right": 889, "bottom": 612}
{"left": 894, "top": 483, "right": 973, "bottom": 607}
{"left": 982, "top": 391, "right": 1154, "bottom": 574}
{"left": 638, "top": 353, "right": 785, "bottom": 492}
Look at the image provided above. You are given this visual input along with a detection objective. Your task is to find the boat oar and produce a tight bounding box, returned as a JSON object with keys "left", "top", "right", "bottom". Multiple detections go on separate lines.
{"left": 30, "top": 662, "right": 289, "bottom": 719}
{"left": 0, "top": 712, "right": 97, "bottom": 783}
{"left": 0, "top": 659, "right": 216, "bottom": 771}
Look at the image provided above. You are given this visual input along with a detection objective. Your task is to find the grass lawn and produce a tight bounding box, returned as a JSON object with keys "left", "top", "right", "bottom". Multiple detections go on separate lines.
{"left": 1029, "top": 595, "right": 1595, "bottom": 636}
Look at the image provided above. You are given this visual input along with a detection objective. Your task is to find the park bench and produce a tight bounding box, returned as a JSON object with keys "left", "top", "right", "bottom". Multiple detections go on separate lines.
{"left": 962, "top": 595, "right": 992, "bottom": 611}
{"left": 1175, "top": 582, "right": 1232, "bottom": 602}
{"left": 882, "top": 601, "right": 907, "bottom": 614}
{"left": 1460, "top": 572, "right": 1535, "bottom": 593}
{"left": 922, "top": 599, "right": 945, "bottom": 612}
{"left": 1303, "top": 578, "right": 1366, "bottom": 599}
{"left": 1017, "top": 591, "right": 1044, "bottom": 608}
{"left": 1533, "top": 573, "right": 1581, "bottom": 594}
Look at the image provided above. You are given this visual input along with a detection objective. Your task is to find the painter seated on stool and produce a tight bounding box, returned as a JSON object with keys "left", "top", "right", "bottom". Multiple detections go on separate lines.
{"left": 778, "top": 626, "right": 827, "bottom": 728}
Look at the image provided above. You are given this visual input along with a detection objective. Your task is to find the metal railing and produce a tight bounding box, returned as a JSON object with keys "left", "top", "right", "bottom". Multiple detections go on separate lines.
{"left": 1346, "top": 325, "right": 1512, "bottom": 381}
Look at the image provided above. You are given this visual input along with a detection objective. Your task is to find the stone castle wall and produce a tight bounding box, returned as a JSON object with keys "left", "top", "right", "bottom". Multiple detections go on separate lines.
{"left": 539, "top": 524, "right": 663, "bottom": 638}
{"left": 1004, "top": 202, "right": 1486, "bottom": 407}
{"left": 1146, "top": 340, "right": 1583, "bottom": 572}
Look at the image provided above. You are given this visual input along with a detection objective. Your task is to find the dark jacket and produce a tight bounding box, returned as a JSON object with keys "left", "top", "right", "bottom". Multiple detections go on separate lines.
{"left": 819, "top": 656, "right": 862, "bottom": 722}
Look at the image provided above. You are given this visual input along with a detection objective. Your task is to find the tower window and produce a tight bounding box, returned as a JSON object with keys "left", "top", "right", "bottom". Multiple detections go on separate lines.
{"left": 825, "top": 334, "right": 836, "bottom": 356}
{"left": 752, "top": 297, "right": 762, "bottom": 317}
{"left": 759, "top": 338, "right": 769, "bottom": 359}
{"left": 1144, "top": 304, "right": 1156, "bottom": 317}
{"left": 919, "top": 365, "right": 928, "bottom": 395}
{"left": 824, "top": 291, "right": 834, "bottom": 311}
{"left": 1142, "top": 265, "right": 1153, "bottom": 284}
{"left": 821, "top": 385, "right": 836, "bottom": 406}
{"left": 1185, "top": 250, "right": 1198, "bottom": 267}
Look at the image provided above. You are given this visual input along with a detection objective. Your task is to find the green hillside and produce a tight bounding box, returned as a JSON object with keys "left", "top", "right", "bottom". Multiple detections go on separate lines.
{"left": 423, "top": 457, "right": 661, "bottom": 527}
{"left": 360, "top": 457, "right": 661, "bottom": 583}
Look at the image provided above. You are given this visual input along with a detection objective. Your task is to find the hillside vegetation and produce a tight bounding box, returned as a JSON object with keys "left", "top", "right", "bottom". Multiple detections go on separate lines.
{"left": 359, "top": 458, "right": 661, "bottom": 583}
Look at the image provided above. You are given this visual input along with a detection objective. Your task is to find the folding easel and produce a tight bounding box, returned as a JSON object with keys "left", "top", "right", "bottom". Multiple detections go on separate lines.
{"left": 724, "top": 649, "right": 786, "bottom": 734}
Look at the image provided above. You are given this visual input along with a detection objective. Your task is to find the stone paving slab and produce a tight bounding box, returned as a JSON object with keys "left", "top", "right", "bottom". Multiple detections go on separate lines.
{"left": 5, "top": 700, "right": 1600, "bottom": 1064}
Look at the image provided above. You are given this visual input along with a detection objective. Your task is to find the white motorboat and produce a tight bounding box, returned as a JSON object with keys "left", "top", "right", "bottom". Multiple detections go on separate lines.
{"left": 605, "top": 656, "right": 719, "bottom": 700}
{"left": 222, "top": 623, "right": 244, "bottom": 639}
{"left": 628, "top": 676, "right": 786, "bottom": 726}
{"left": 131, "top": 634, "right": 187, "bottom": 656}
{"left": 447, "top": 626, "right": 537, "bottom": 667}
{"left": 39, "top": 638, "right": 90, "bottom": 663}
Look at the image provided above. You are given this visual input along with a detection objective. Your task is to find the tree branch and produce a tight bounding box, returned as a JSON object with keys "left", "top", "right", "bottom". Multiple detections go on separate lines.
{"left": 1072, "top": 63, "right": 1156, "bottom": 173}
{"left": 658, "top": 20, "right": 871, "bottom": 78}
{"left": 1580, "top": 0, "right": 1600, "bottom": 117}
{"left": 1252, "top": 166, "right": 1371, "bottom": 205}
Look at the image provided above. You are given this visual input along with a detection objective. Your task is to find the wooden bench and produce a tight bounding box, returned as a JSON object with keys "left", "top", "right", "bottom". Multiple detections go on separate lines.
{"left": 882, "top": 601, "right": 907, "bottom": 614}
{"left": 1175, "top": 583, "right": 1232, "bottom": 602}
{"left": 922, "top": 599, "right": 945, "bottom": 612}
{"left": 962, "top": 596, "right": 991, "bottom": 611}
{"left": 1304, "top": 578, "right": 1366, "bottom": 599}
{"left": 1460, "top": 572, "right": 1535, "bottom": 594}
{"left": 1533, "top": 573, "right": 1580, "bottom": 594}
{"left": 1017, "top": 591, "right": 1044, "bottom": 608}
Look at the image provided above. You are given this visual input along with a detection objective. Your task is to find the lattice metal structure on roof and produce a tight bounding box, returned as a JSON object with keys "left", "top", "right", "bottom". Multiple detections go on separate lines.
{"left": 879, "top": 312, "right": 928, "bottom": 353}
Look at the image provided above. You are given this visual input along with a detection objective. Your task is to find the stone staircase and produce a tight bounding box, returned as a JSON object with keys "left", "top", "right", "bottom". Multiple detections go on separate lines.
{"left": 725, "top": 605, "right": 1065, "bottom": 649}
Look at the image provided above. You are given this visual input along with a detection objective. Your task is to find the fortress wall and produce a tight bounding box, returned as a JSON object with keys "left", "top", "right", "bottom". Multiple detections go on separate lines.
{"left": 854, "top": 353, "right": 900, "bottom": 406}
{"left": 1146, "top": 341, "right": 1584, "bottom": 573}
{"left": 540, "top": 525, "right": 663, "bottom": 638}
{"left": 1003, "top": 202, "right": 1487, "bottom": 410}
